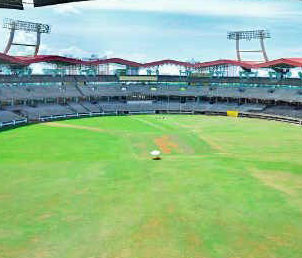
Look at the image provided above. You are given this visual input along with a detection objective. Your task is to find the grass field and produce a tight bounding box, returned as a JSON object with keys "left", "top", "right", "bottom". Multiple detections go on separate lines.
{"left": 0, "top": 115, "right": 302, "bottom": 258}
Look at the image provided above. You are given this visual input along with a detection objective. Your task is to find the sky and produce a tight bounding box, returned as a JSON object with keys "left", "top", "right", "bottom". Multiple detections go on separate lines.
{"left": 0, "top": 0, "right": 301, "bottom": 62}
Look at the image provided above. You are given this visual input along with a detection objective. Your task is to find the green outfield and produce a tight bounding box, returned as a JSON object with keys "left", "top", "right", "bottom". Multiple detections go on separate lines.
{"left": 0, "top": 115, "right": 302, "bottom": 258}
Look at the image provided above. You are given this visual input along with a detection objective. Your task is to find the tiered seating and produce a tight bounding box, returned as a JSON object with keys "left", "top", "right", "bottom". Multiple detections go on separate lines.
{"left": 80, "top": 85, "right": 122, "bottom": 97}
{"left": 1, "top": 82, "right": 302, "bottom": 127}
{"left": 20, "top": 104, "right": 74, "bottom": 120}
{"left": 238, "top": 104, "right": 266, "bottom": 112}
{"left": 0, "top": 111, "right": 23, "bottom": 123}
{"left": 0, "top": 84, "right": 82, "bottom": 101}
{"left": 263, "top": 106, "right": 302, "bottom": 118}
{"left": 81, "top": 102, "right": 101, "bottom": 113}
{"left": 68, "top": 102, "right": 89, "bottom": 113}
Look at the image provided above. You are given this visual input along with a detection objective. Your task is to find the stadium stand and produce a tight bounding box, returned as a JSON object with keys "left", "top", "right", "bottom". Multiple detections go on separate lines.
{"left": 1, "top": 77, "right": 302, "bottom": 128}
{"left": 81, "top": 102, "right": 102, "bottom": 113}
{"left": 262, "top": 106, "right": 302, "bottom": 119}
{"left": 18, "top": 104, "right": 74, "bottom": 120}
{"left": 0, "top": 110, "right": 23, "bottom": 123}
{"left": 68, "top": 102, "right": 90, "bottom": 114}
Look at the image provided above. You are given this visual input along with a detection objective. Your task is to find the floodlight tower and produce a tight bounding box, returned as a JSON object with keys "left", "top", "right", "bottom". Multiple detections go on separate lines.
{"left": 3, "top": 18, "right": 51, "bottom": 56}
{"left": 227, "top": 30, "right": 271, "bottom": 62}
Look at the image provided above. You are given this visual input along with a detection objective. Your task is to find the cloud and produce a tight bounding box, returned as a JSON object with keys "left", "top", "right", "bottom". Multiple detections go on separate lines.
{"left": 39, "top": 44, "right": 92, "bottom": 58}
{"left": 56, "top": 46, "right": 90, "bottom": 57}
{"left": 54, "top": 4, "right": 80, "bottom": 14}
{"left": 53, "top": 0, "right": 297, "bottom": 18}
{"left": 4, "top": 31, "right": 37, "bottom": 56}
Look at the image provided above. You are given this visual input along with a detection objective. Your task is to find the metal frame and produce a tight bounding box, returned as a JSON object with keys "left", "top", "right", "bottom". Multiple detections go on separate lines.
{"left": 227, "top": 30, "right": 271, "bottom": 62}
{"left": 3, "top": 18, "right": 51, "bottom": 56}
{"left": 0, "top": 0, "right": 24, "bottom": 10}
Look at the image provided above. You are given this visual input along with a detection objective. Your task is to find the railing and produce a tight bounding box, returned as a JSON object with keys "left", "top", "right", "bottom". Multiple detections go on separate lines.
{"left": 1, "top": 109, "right": 302, "bottom": 131}
{"left": 38, "top": 112, "right": 102, "bottom": 122}
{"left": 0, "top": 74, "right": 302, "bottom": 87}
{"left": 0, "top": 118, "right": 28, "bottom": 128}
{"left": 36, "top": 109, "right": 302, "bottom": 125}
{"left": 239, "top": 112, "right": 302, "bottom": 125}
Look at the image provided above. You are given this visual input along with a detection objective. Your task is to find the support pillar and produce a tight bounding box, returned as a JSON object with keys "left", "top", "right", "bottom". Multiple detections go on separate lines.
{"left": 236, "top": 37, "right": 241, "bottom": 61}
{"left": 260, "top": 37, "right": 269, "bottom": 62}
{"left": 4, "top": 27, "right": 15, "bottom": 54}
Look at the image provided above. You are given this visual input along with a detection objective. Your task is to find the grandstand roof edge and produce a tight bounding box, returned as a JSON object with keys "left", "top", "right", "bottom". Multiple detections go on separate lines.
{"left": 0, "top": 54, "right": 302, "bottom": 69}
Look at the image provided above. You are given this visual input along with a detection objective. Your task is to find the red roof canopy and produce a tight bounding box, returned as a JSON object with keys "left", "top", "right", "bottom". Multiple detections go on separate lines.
{"left": 255, "top": 58, "right": 302, "bottom": 68}
{"left": 1, "top": 53, "right": 302, "bottom": 69}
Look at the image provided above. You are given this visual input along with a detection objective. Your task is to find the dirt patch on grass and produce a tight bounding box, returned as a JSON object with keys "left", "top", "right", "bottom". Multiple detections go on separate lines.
{"left": 38, "top": 213, "right": 53, "bottom": 221}
{"left": 0, "top": 194, "right": 11, "bottom": 200}
{"left": 30, "top": 236, "right": 40, "bottom": 243}
{"left": 171, "top": 135, "right": 195, "bottom": 154}
{"left": 74, "top": 187, "right": 89, "bottom": 195}
{"left": 251, "top": 169, "right": 302, "bottom": 197}
{"left": 154, "top": 135, "right": 179, "bottom": 154}
{"left": 132, "top": 217, "right": 165, "bottom": 240}
{"left": 187, "top": 232, "right": 204, "bottom": 248}
{"left": 199, "top": 136, "right": 226, "bottom": 154}
{"left": 43, "top": 122, "right": 104, "bottom": 133}
{"left": 132, "top": 117, "right": 166, "bottom": 131}
{"left": 265, "top": 235, "right": 290, "bottom": 247}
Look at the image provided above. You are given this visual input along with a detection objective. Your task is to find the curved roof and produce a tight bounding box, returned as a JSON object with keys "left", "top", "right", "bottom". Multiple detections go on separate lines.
{"left": 33, "top": 0, "right": 88, "bottom": 7}
{"left": 194, "top": 59, "right": 256, "bottom": 69}
{"left": 1, "top": 53, "right": 302, "bottom": 69}
{"left": 0, "top": 0, "right": 23, "bottom": 9}
{"left": 0, "top": 0, "right": 88, "bottom": 9}
{"left": 255, "top": 58, "right": 302, "bottom": 69}
{"left": 0, "top": 53, "right": 27, "bottom": 65}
